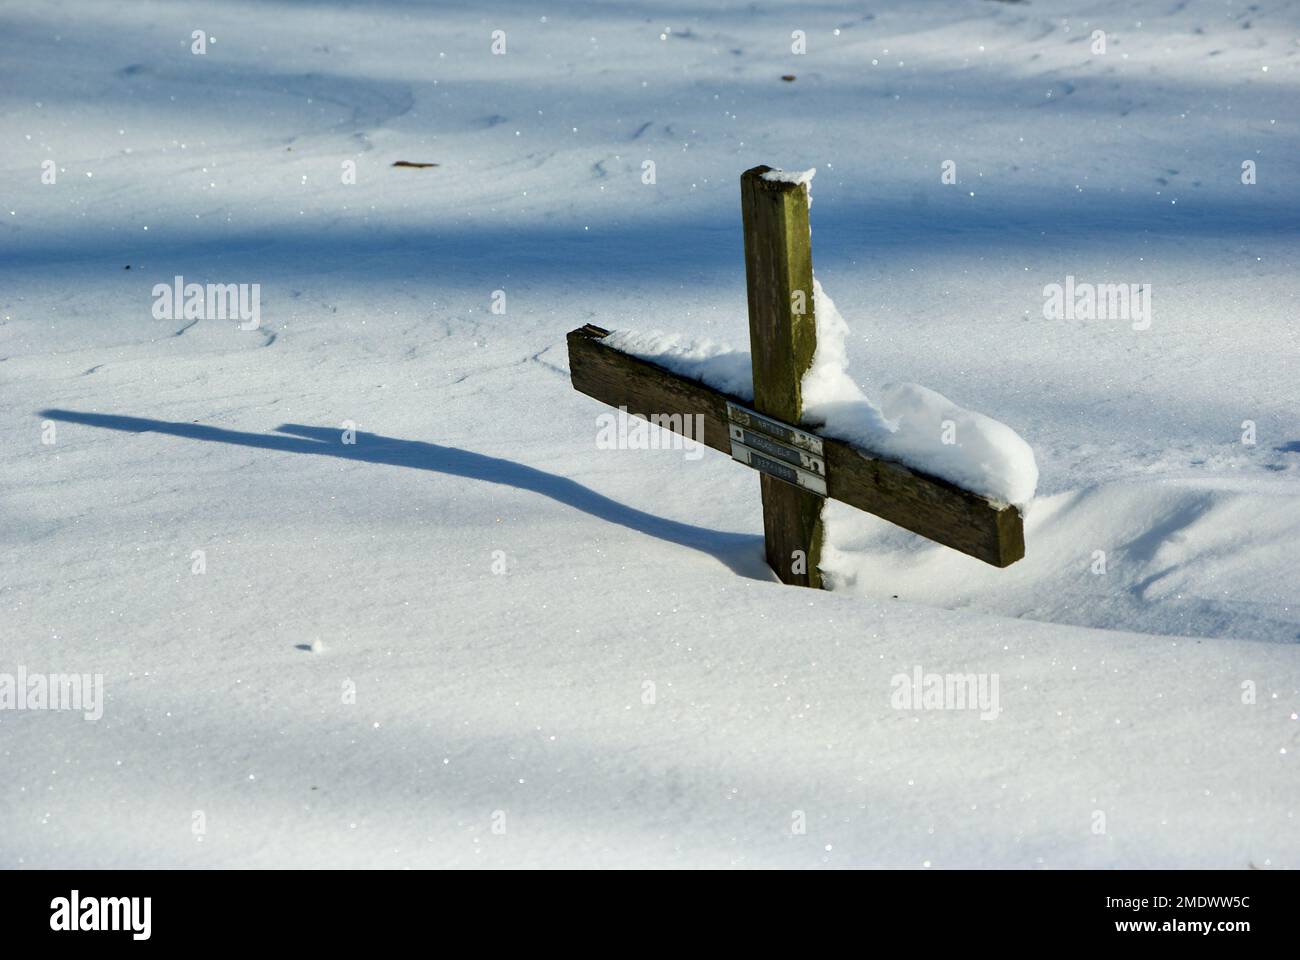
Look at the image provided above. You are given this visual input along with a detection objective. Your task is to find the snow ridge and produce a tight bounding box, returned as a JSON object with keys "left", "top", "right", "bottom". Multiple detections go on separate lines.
{"left": 605, "top": 280, "right": 1038, "bottom": 506}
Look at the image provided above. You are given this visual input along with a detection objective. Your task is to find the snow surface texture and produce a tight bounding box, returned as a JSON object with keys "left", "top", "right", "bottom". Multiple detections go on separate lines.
{"left": 2, "top": 0, "right": 1298, "bottom": 868}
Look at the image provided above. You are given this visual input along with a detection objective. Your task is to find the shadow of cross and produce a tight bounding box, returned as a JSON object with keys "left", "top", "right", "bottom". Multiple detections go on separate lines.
{"left": 35, "top": 409, "right": 767, "bottom": 580}
{"left": 567, "top": 165, "right": 1026, "bottom": 588}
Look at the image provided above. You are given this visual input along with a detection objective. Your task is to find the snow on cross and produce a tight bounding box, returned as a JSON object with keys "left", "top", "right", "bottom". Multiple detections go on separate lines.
{"left": 568, "top": 166, "right": 1026, "bottom": 588}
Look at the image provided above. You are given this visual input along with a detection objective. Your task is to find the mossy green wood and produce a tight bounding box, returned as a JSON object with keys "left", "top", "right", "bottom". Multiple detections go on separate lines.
{"left": 740, "top": 166, "right": 825, "bottom": 588}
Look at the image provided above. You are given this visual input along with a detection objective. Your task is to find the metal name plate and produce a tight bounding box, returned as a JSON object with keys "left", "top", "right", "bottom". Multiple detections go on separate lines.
{"left": 726, "top": 401, "right": 827, "bottom": 496}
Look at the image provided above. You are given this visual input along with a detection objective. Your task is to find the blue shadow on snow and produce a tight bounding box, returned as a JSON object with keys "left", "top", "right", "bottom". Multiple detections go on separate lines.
{"left": 37, "top": 409, "right": 769, "bottom": 580}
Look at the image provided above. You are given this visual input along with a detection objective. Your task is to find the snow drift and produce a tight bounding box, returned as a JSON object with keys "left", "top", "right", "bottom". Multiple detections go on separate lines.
{"left": 604, "top": 278, "right": 1038, "bottom": 506}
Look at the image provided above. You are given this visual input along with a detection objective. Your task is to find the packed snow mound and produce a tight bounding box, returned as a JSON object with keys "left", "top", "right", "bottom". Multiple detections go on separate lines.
{"left": 805, "top": 281, "right": 1039, "bottom": 506}
{"left": 605, "top": 282, "right": 1038, "bottom": 506}
{"left": 874, "top": 382, "right": 1038, "bottom": 505}
{"left": 760, "top": 167, "right": 817, "bottom": 188}
{"left": 601, "top": 329, "right": 755, "bottom": 402}
{"left": 820, "top": 474, "right": 1300, "bottom": 643}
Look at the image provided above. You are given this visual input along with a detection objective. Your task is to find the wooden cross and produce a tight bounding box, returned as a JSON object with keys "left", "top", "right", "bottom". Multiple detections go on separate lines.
{"left": 567, "top": 165, "right": 1024, "bottom": 588}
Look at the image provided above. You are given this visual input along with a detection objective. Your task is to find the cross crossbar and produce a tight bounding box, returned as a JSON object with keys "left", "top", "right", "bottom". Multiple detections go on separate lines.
{"left": 567, "top": 322, "right": 1025, "bottom": 569}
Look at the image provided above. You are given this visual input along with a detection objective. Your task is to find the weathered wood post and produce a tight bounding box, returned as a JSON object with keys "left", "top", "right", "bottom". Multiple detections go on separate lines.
{"left": 740, "top": 166, "right": 824, "bottom": 588}
{"left": 566, "top": 166, "right": 1025, "bottom": 581}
